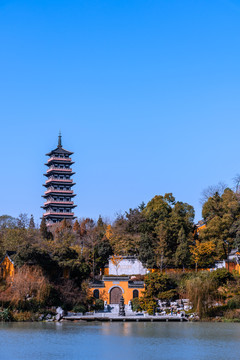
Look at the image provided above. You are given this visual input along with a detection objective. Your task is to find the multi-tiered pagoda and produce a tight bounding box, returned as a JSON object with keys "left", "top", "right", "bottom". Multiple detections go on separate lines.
{"left": 42, "top": 134, "right": 76, "bottom": 225}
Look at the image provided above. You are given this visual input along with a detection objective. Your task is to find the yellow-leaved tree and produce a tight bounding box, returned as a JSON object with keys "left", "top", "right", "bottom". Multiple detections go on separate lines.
{"left": 190, "top": 240, "right": 216, "bottom": 271}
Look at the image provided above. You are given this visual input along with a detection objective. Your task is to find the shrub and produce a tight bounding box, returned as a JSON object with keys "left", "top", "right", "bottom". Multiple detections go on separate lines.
{"left": 131, "top": 298, "right": 142, "bottom": 312}
{"left": 94, "top": 299, "right": 104, "bottom": 311}
{"left": 185, "top": 274, "right": 217, "bottom": 318}
{"left": 12, "top": 311, "right": 33, "bottom": 322}
{"left": 210, "top": 268, "right": 234, "bottom": 287}
{"left": 224, "top": 309, "right": 240, "bottom": 320}
{"left": 0, "top": 308, "right": 12, "bottom": 321}
{"left": 158, "top": 289, "right": 178, "bottom": 301}
{"left": 146, "top": 300, "right": 156, "bottom": 315}
{"left": 72, "top": 304, "right": 87, "bottom": 314}
{"left": 206, "top": 305, "right": 228, "bottom": 318}
{"left": 227, "top": 296, "right": 240, "bottom": 309}
{"left": 15, "top": 299, "right": 40, "bottom": 312}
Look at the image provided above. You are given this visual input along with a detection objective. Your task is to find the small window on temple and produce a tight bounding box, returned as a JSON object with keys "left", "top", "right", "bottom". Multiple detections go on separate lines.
{"left": 93, "top": 289, "right": 99, "bottom": 299}
{"left": 133, "top": 290, "right": 139, "bottom": 298}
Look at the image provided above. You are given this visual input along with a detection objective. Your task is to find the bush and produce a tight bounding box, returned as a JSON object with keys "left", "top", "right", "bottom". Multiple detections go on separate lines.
{"left": 131, "top": 298, "right": 142, "bottom": 312}
{"left": 224, "top": 309, "right": 240, "bottom": 320}
{"left": 94, "top": 299, "right": 104, "bottom": 311}
{"left": 158, "top": 289, "right": 178, "bottom": 301}
{"left": 147, "top": 300, "right": 156, "bottom": 315}
{"left": 72, "top": 304, "right": 87, "bottom": 314}
{"left": 0, "top": 308, "right": 12, "bottom": 321}
{"left": 227, "top": 296, "right": 240, "bottom": 309}
{"left": 210, "top": 268, "right": 234, "bottom": 286}
{"left": 15, "top": 299, "right": 40, "bottom": 312}
{"left": 206, "top": 305, "right": 228, "bottom": 318}
{"left": 12, "top": 311, "right": 33, "bottom": 322}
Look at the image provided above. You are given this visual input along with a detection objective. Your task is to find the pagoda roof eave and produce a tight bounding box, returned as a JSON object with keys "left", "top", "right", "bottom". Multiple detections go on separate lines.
{"left": 46, "top": 146, "right": 73, "bottom": 156}
{"left": 45, "top": 161, "right": 74, "bottom": 166}
{"left": 43, "top": 183, "right": 76, "bottom": 187}
{"left": 42, "top": 193, "right": 76, "bottom": 198}
{"left": 42, "top": 205, "right": 77, "bottom": 209}
{"left": 44, "top": 172, "right": 75, "bottom": 177}
{"left": 43, "top": 214, "right": 76, "bottom": 219}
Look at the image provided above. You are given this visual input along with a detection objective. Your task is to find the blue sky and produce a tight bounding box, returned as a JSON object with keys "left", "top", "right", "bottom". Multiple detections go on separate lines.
{"left": 1, "top": 0, "right": 240, "bottom": 225}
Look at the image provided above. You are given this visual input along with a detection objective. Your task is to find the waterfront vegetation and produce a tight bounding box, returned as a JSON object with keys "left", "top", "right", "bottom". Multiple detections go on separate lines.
{"left": 1, "top": 186, "right": 240, "bottom": 321}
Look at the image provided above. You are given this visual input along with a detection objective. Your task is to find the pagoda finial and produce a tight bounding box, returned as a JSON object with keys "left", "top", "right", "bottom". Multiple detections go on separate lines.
{"left": 58, "top": 131, "right": 62, "bottom": 148}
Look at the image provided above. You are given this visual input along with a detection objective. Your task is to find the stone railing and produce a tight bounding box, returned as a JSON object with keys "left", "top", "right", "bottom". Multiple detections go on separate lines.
{"left": 48, "top": 157, "right": 72, "bottom": 162}
{"left": 45, "top": 189, "right": 73, "bottom": 194}
{"left": 44, "top": 211, "right": 74, "bottom": 216}
{"left": 44, "top": 201, "right": 74, "bottom": 206}
{"left": 47, "top": 167, "right": 72, "bottom": 173}
{"left": 46, "top": 178, "right": 73, "bottom": 183}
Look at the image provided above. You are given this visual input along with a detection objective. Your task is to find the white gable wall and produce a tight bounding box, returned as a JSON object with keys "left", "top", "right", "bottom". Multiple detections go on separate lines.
{"left": 109, "top": 257, "right": 147, "bottom": 276}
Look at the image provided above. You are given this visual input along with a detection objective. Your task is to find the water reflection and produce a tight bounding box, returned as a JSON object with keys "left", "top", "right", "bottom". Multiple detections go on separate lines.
{"left": 1, "top": 322, "right": 240, "bottom": 360}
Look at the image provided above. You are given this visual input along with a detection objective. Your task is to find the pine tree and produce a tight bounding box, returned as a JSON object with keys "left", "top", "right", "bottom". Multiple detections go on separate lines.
{"left": 40, "top": 217, "right": 49, "bottom": 239}
{"left": 175, "top": 227, "right": 190, "bottom": 270}
{"left": 29, "top": 214, "right": 35, "bottom": 229}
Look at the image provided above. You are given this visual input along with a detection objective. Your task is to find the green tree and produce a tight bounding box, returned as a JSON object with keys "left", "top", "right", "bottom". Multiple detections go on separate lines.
{"left": 29, "top": 215, "right": 35, "bottom": 229}
{"left": 200, "top": 188, "right": 240, "bottom": 259}
{"left": 138, "top": 233, "right": 155, "bottom": 268}
{"left": 40, "top": 217, "right": 49, "bottom": 239}
{"left": 175, "top": 227, "right": 190, "bottom": 270}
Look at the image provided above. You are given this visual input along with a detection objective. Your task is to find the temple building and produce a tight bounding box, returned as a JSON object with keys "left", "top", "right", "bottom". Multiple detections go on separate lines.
{"left": 42, "top": 134, "right": 77, "bottom": 225}
{"left": 90, "top": 256, "right": 146, "bottom": 306}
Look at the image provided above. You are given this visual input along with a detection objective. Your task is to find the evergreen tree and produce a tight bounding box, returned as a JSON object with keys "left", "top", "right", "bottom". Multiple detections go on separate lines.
{"left": 29, "top": 214, "right": 35, "bottom": 229}
{"left": 40, "top": 217, "right": 49, "bottom": 239}
{"left": 175, "top": 227, "right": 190, "bottom": 270}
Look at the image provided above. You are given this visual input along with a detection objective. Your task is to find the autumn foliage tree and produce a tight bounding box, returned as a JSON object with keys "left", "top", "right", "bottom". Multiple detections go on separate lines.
{"left": 0, "top": 265, "right": 50, "bottom": 305}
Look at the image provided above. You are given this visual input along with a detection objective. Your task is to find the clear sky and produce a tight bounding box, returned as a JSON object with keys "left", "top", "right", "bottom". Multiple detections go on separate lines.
{"left": 1, "top": 0, "right": 240, "bottom": 225}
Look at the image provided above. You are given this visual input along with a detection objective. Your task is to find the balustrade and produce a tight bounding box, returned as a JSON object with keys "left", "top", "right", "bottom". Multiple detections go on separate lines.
{"left": 48, "top": 157, "right": 72, "bottom": 162}
{"left": 47, "top": 167, "right": 72, "bottom": 172}
{"left": 46, "top": 177, "right": 73, "bottom": 183}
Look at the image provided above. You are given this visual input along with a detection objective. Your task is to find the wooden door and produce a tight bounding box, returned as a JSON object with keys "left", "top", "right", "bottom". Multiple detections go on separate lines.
{"left": 110, "top": 287, "right": 122, "bottom": 304}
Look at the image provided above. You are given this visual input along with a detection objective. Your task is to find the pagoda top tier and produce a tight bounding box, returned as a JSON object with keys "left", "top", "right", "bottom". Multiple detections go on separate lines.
{"left": 46, "top": 133, "right": 74, "bottom": 157}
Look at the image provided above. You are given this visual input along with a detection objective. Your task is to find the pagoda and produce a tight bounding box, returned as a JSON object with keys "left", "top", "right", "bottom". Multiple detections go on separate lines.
{"left": 42, "top": 134, "right": 77, "bottom": 225}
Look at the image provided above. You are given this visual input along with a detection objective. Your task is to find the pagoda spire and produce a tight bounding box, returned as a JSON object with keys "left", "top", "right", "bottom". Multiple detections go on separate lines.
{"left": 58, "top": 131, "right": 62, "bottom": 148}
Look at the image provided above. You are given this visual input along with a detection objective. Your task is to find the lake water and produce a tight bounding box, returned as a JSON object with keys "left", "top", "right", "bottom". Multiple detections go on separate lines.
{"left": 0, "top": 322, "right": 240, "bottom": 360}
